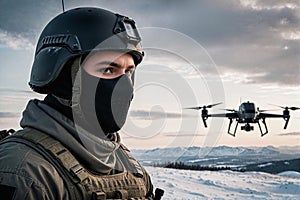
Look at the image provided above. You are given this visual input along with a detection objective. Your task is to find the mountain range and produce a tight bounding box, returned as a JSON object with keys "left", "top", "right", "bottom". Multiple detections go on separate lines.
{"left": 132, "top": 146, "right": 300, "bottom": 171}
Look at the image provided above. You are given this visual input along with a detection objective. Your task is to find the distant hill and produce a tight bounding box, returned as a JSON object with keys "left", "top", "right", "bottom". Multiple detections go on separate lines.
{"left": 242, "top": 158, "right": 300, "bottom": 174}
{"left": 132, "top": 146, "right": 300, "bottom": 169}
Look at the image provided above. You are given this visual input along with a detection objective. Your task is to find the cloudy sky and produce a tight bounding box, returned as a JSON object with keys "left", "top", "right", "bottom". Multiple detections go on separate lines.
{"left": 0, "top": 0, "right": 299, "bottom": 149}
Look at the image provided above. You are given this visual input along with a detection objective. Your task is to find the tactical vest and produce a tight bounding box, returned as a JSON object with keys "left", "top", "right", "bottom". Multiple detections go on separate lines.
{"left": 1, "top": 128, "right": 154, "bottom": 199}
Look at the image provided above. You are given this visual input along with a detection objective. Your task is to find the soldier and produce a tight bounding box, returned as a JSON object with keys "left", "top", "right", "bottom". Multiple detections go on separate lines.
{"left": 0, "top": 7, "right": 163, "bottom": 199}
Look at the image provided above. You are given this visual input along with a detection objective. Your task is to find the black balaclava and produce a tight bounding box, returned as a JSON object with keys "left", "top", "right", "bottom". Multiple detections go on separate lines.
{"left": 45, "top": 56, "right": 134, "bottom": 137}
{"left": 44, "top": 58, "right": 75, "bottom": 120}
{"left": 77, "top": 67, "right": 134, "bottom": 135}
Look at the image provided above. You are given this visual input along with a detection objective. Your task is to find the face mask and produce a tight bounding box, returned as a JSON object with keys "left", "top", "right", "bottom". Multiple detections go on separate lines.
{"left": 79, "top": 70, "right": 133, "bottom": 134}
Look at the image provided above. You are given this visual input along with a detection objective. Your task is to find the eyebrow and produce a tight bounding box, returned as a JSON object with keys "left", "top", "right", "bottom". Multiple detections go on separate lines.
{"left": 96, "top": 61, "right": 135, "bottom": 69}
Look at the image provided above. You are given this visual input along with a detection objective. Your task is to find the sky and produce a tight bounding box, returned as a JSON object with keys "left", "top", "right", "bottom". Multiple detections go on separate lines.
{"left": 0, "top": 0, "right": 299, "bottom": 149}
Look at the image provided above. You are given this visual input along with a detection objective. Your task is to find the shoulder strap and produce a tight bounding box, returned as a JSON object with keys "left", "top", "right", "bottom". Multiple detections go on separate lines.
{"left": 0, "top": 129, "right": 15, "bottom": 140}
{"left": 118, "top": 144, "right": 156, "bottom": 199}
{"left": 1, "top": 128, "right": 87, "bottom": 199}
{"left": 16, "top": 129, "right": 89, "bottom": 182}
{"left": 119, "top": 144, "right": 144, "bottom": 177}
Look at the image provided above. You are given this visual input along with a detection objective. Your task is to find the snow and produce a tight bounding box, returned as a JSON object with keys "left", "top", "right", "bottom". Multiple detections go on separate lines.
{"left": 278, "top": 171, "right": 300, "bottom": 179}
{"left": 258, "top": 162, "right": 273, "bottom": 168}
{"left": 187, "top": 157, "right": 219, "bottom": 163}
{"left": 146, "top": 166, "right": 300, "bottom": 199}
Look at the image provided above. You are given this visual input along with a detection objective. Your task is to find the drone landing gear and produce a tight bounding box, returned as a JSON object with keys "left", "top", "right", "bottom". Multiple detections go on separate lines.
{"left": 201, "top": 109, "right": 209, "bottom": 128}
{"left": 258, "top": 118, "right": 268, "bottom": 137}
{"left": 202, "top": 116, "right": 208, "bottom": 128}
{"left": 227, "top": 118, "right": 239, "bottom": 137}
{"left": 227, "top": 119, "right": 269, "bottom": 137}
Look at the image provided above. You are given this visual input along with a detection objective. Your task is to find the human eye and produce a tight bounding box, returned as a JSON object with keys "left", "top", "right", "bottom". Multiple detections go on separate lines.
{"left": 125, "top": 67, "right": 135, "bottom": 76}
{"left": 99, "top": 67, "right": 114, "bottom": 74}
{"left": 125, "top": 69, "right": 134, "bottom": 76}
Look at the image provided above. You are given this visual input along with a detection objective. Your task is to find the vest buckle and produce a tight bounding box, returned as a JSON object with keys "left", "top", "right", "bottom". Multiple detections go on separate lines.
{"left": 92, "top": 192, "right": 106, "bottom": 200}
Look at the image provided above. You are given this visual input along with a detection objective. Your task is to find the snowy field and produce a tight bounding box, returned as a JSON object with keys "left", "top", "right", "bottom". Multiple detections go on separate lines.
{"left": 146, "top": 166, "right": 300, "bottom": 200}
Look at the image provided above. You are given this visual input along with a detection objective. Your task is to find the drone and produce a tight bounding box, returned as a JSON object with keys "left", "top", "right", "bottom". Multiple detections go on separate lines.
{"left": 185, "top": 101, "right": 299, "bottom": 137}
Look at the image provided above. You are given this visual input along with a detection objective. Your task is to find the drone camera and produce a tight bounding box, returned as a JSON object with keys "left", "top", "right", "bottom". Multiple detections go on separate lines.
{"left": 241, "top": 124, "right": 254, "bottom": 132}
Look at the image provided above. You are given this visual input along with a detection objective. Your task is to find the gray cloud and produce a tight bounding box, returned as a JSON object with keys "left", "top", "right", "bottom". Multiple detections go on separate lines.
{"left": 279, "top": 132, "right": 300, "bottom": 136}
{"left": 163, "top": 132, "right": 206, "bottom": 137}
{"left": 129, "top": 110, "right": 196, "bottom": 120}
{"left": 0, "top": 0, "right": 299, "bottom": 86}
{"left": 0, "top": 112, "right": 19, "bottom": 118}
{"left": 239, "top": 0, "right": 299, "bottom": 10}
{"left": 0, "top": 0, "right": 61, "bottom": 43}
{"left": 0, "top": 88, "right": 35, "bottom": 94}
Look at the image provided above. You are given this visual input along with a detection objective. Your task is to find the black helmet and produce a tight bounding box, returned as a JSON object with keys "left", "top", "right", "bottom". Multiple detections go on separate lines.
{"left": 29, "top": 7, "right": 143, "bottom": 94}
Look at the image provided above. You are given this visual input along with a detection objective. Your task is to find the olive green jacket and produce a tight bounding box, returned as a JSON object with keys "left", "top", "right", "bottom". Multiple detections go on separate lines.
{"left": 0, "top": 99, "right": 153, "bottom": 199}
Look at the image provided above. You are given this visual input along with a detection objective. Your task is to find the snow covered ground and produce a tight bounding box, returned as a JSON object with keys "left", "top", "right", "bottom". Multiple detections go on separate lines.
{"left": 146, "top": 166, "right": 300, "bottom": 200}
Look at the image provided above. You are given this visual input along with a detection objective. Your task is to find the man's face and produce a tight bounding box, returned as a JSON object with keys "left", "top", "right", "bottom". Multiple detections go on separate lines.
{"left": 77, "top": 50, "right": 136, "bottom": 134}
{"left": 82, "top": 51, "right": 136, "bottom": 80}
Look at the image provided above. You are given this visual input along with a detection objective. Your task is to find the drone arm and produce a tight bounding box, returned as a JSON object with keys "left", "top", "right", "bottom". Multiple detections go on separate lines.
{"left": 258, "top": 113, "right": 285, "bottom": 118}
{"left": 259, "top": 112, "right": 291, "bottom": 130}
{"left": 209, "top": 113, "right": 227, "bottom": 117}
{"left": 209, "top": 113, "right": 238, "bottom": 118}
{"left": 201, "top": 113, "right": 235, "bottom": 128}
{"left": 206, "top": 113, "right": 238, "bottom": 136}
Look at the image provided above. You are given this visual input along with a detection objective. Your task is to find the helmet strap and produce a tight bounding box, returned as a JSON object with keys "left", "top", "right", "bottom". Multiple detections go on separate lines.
{"left": 71, "top": 56, "right": 82, "bottom": 85}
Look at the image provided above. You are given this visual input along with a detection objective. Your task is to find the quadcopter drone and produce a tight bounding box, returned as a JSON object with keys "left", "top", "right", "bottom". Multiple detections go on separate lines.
{"left": 185, "top": 102, "right": 299, "bottom": 137}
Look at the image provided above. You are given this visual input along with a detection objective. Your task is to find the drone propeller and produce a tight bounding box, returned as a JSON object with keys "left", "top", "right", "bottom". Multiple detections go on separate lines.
{"left": 258, "top": 110, "right": 270, "bottom": 112}
{"left": 269, "top": 104, "right": 300, "bottom": 111}
{"left": 220, "top": 108, "right": 237, "bottom": 112}
{"left": 289, "top": 107, "right": 300, "bottom": 111}
{"left": 257, "top": 109, "right": 279, "bottom": 112}
{"left": 184, "top": 102, "right": 222, "bottom": 110}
